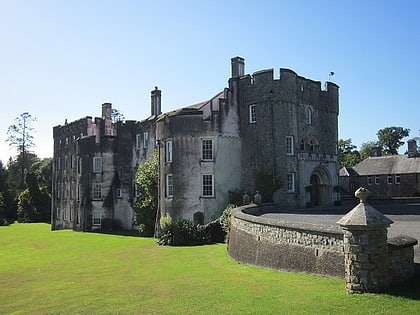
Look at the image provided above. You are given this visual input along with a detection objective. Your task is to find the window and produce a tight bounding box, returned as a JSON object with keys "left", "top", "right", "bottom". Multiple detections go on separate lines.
{"left": 305, "top": 107, "right": 313, "bottom": 125}
{"left": 64, "top": 156, "right": 68, "bottom": 169}
{"left": 395, "top": 174, "right": 401, "bottom": 184}
{"left": 77, "top": 157, "right": 82, "bottom": 174}
{"left": 249, "top": 104, "right": 256, "bottom": 123}
{"left": 309, "top": 140, "right": 314, "bottom": 152}
{"left": 144, "top": 132, "right": 149, "bottom": 148}
{"left": 286, "top": 136, "right": 294, "bottom": 155}
{"left": 202, "top": 174, "right": 214, "bottom": 197}
{"left": 93, "top": 157, "right": 102, "bottom": 173}
{"left": 202, "top": 139, "right": 213, "bottom": 161}
{"left": 116, "top": 188, "right": 122, "bottom": 199}
{"left": 136, "top": 134, "right": 141, "bottom": 149}
{"left": 57, "top": 182, "right": 61, "bottom": 199}
{"left": 70, "top": 155, "right": 74, "bottom": 169}
{"left": 300, "top": 139, "right": 305, "bottom": 151}
{"left": 69, "top": 182, "right": 74, "bottom": 200}
{"left": 375, "top": 176, "right": 380, "bottom": 185}
{"left": 65, "top": 137, "right": 69, "bottom": 145}
{"left": 287, "top": 173, "right": 295, "bottom": 192}
{"left": 57, "top": 157, "right": 61, "bottom": 170}
{"left": 77, "top": 184, "right": 81, "bottom": 201}
{"left": 76, "top": 210, "right": 80, "bottom": 224}
{"left": 166, "top": 140, "right": 173, "bottom": 163}
{"left": 93, "top": 183, "right": 102, "bottom": 200}
{"left": 367, "top": 176, "right": 372, "bottom": 185}
{"left": 56, "top": 208, "right": 61, "bottom": 221}
{"left": 63, "top": 178, "right": 68, "bottom": 200}
{"left": 166, "top": 174, "right": 173, "bottom": 197}
{"left": 387, "top": 175, "right": 393, "bottom": 184}
{"left": 93, "top": 211, "right": 101, "bottom": 226}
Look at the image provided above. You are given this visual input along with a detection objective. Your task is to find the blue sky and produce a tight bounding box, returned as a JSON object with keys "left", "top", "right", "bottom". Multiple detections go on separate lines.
{"left": 0, "top": 0, "right": 419, "bottom": 164}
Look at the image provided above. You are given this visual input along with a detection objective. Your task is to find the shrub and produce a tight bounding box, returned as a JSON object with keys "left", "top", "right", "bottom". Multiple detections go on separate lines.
{"left": 159, "top": 213, "right": 172, "bottom": 230}
{"left": 202, "top": 220, "right": 225, "bottom": 243}
{"left": 220, "top": 204, "right": 234, "bottom": 232}
{"left": 159, "top": 219, "right": 207, "bottom": 246}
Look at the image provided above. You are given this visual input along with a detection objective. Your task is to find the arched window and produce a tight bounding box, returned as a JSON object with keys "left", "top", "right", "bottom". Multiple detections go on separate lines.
{"left": 309, "top": 140, "right": 314, "bottom": 152}
{"left": 193, "top": 212, "right": 204, "bottom": 225}
{"left": 300, "top": 139, "right": 305, "bottom": 151}
{"left": 305, "top": 107, "right": 313, "bottom": 125}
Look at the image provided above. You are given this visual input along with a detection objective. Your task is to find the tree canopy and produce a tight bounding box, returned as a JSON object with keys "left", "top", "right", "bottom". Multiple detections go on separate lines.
{"left": 6, "top": 113, "right": 37, "bottom": 187}
{"left": 377, "top": 126, "right": 410, "bottom": 155}
{"left": 338, "top": 139, "right": 361, "bottom": 168}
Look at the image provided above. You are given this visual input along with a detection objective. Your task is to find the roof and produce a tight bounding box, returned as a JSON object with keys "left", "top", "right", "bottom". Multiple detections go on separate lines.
{"left": 157, "top": 90, "right": 225, "bottom": 120}
{"left": 352, "top": 155, "right": 420, "bottom": 176}
{"left": 339, "top": 167, "right": 359, "bottom": 176}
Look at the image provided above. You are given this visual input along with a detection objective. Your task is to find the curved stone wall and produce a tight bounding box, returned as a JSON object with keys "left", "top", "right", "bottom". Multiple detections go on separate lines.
{"left": 227, "top": 205, "right": 345, "bottom": 277}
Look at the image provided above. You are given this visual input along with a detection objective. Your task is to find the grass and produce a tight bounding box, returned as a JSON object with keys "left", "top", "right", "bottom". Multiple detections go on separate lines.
{"left": 0, "top": 224, "right": 419, "bottom": 314}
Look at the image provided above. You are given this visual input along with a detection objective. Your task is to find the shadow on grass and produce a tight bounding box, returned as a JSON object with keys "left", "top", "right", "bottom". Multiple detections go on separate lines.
{"left": 382, "top": 264, "right": 420, "bottom": 300}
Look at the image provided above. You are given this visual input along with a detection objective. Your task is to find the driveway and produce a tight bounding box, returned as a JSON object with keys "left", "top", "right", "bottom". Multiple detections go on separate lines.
{"left": 260, "top": 203, "right": 420, "bottom": 263}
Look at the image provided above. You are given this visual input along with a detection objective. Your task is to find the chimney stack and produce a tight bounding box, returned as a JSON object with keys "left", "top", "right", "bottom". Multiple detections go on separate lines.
{"left": 231, "top": 56, "right": 245, "bottom": 78}
{"left": 407, "top": 139, "right": 418, "bottom": 158}
{"left": 151, "top": 87, "right": 162, "bottom": 116}
{"left": 370, "top": 146, "right": 382, "bottom": 157}
{"left": 102, "top": 103, "right": 112, "bottom": 121}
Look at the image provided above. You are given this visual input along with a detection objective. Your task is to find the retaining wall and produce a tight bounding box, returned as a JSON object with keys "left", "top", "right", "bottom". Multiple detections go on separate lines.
{"left": 228, "top": 204, "right": 418, "bottom": 282}
{"left": 227, "top": 205, "right": 345, "bottom": 277}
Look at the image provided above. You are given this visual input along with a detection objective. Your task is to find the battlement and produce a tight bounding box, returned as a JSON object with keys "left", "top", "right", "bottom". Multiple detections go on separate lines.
{"left": 237, "top": 66, "right": 338, "bottom": 94}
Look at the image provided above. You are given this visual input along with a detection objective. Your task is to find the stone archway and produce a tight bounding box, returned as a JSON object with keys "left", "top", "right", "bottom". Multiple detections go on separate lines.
{"left": 310, "top": 166, "right": 332, "bottom": 207}
{"left": 310, "top": 174, "right": 321, "bottom": 206}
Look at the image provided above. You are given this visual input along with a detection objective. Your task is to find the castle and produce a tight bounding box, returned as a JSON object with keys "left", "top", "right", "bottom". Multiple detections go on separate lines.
{"left": 51, "top": 57, "right": 339, "bottom": 231}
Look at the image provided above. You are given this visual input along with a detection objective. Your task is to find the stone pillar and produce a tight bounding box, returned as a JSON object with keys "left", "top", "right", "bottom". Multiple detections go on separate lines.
{"left": 337, "top": 187, "right": 393, "bottom": 294}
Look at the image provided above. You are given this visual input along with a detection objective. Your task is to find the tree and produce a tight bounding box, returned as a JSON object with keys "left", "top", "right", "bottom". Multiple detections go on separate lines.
{"left": 377, "top": 126, "right": 410, "bottom": 155}
{"left": 133, "top": 150, "right": 158, "bottom": 236}
{"left": 29, "top": 158, "right": 53, "bottom": 194}
{"left": 6, "top": 152, "right": 39, "bottom": 192}
{"left": 16, "top": 171, "right": 51, "bottom": 223}
{"left": 111, "top": 108, "right": 125, "bottom": 123}
{"left": 6, "top": 112, "right": 37, "bottom": 187}
{"left": 0, "top": 192, "right": 7, "bottom": 225}
{"left": 338, "top": 139, "right": 361, "bottom": 168}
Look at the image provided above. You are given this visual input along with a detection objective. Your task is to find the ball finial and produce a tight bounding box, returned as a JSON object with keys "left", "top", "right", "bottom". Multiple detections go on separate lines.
{"left": 355, "top": 187, "right": 370, "bottom": 203}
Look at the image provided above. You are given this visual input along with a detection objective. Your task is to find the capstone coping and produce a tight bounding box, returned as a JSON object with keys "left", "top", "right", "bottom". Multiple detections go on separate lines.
{"left": 337, "top": 202, "right": 393, "bottom": 227}
{"left": 233, "top": 205, "right": 343, "bottom": 235}
{"left": 388, "top": 235, "right": 418, "bottom": 248}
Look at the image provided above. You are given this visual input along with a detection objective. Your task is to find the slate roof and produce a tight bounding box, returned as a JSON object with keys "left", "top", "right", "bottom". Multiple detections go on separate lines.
{"left": 339, "top": 167, "right": 359, "bottom": 177}
{"left": 159, "top": 90, "right": 225, "bottom": 118}
{"left": 350, "top": 155, "right": 420, "bottom": 176}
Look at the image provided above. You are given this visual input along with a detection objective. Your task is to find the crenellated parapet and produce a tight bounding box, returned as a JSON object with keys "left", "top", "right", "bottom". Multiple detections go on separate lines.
{"left": 231, "top": 66, "right": 338, "bottom": 115}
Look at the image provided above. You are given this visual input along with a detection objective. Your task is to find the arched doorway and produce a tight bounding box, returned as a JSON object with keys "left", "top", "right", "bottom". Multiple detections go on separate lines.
{"left": 310, "top": 174, "right": 321, "bottom": 206}
{"left": 309, "top": 166, "right": 332, "bottom": 207}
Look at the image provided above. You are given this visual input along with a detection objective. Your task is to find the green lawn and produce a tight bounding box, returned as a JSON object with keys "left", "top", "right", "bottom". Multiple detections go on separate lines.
{"left": 0, "top": 224, "right": 419, "bottom": 314}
